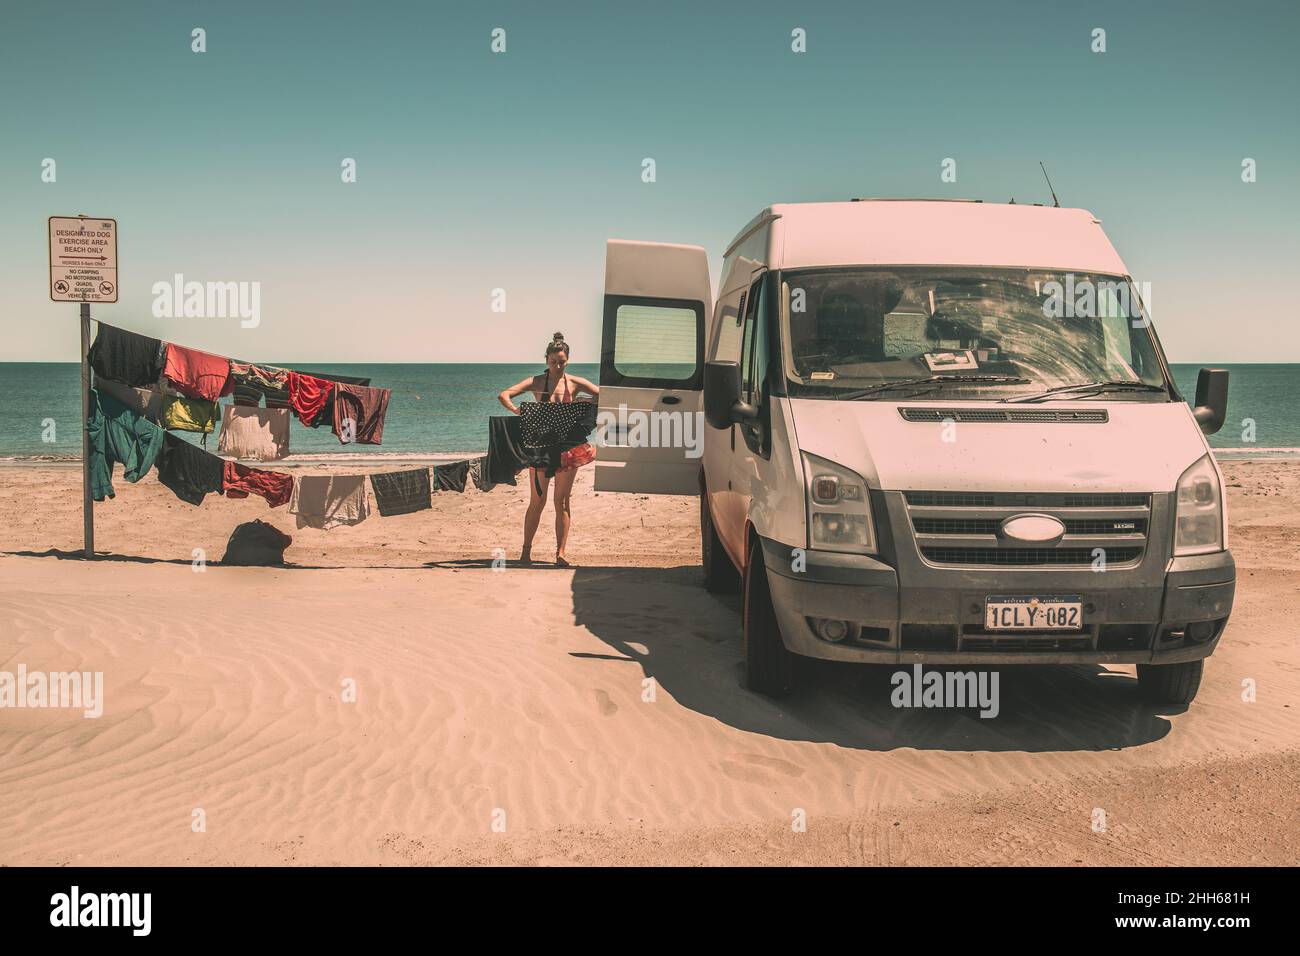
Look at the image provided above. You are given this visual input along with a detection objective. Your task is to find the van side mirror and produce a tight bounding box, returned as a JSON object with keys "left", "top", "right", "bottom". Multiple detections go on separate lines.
{"left": 704, "top": 360, "right": 757, "bottom": 429}
{"left": 1192, "top": 367, "right": 1229, "bottom": 435}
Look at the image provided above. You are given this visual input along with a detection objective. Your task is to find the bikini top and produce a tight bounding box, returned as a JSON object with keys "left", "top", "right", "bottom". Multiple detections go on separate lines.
{"left": 539, "top": 369, "right": 573, "bottom": 403}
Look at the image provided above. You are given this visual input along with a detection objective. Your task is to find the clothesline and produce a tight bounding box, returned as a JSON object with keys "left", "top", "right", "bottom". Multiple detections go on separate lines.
{"left": 80, "top": 317, "right": 600, "bottom": 533}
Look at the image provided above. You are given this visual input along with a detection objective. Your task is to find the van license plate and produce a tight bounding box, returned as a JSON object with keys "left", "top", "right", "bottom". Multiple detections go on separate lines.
{"left": 984, "top": 595, "right": 1082, "bottom": 631}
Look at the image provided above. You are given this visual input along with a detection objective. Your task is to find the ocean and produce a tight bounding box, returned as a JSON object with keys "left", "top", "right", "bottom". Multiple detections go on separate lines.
{"left": 0, "top": 362, "right": 1295, "bottom": 459}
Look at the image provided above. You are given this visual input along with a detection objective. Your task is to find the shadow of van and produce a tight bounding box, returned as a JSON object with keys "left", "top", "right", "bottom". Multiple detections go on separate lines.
{"left": 571, "top": 565, "right": 1179, "bottom": 752}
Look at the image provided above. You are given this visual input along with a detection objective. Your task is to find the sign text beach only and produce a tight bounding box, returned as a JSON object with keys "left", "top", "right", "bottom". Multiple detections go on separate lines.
{"left": 49, "top": 216, "right": 118, "bottom": 302}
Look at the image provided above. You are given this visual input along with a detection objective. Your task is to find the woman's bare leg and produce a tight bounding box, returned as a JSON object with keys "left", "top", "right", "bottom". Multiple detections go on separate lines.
{"left": 552, "top": 468, "right": 578, "bottom": 564}
{"left": 521, "top": 469, "right": 550, "bottom": 562}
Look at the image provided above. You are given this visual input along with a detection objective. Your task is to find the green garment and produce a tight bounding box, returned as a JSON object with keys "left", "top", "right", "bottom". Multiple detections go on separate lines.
{"left": 162, "top": 394, "right": 218, "bottom": 433}
{"left": 86, "top": 387, "right": 166, "bottom": 501}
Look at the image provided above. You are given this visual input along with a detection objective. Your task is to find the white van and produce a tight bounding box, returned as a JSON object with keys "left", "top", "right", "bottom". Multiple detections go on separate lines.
{"left": 595, "top": 200, "right": 1234, "bottom": 705}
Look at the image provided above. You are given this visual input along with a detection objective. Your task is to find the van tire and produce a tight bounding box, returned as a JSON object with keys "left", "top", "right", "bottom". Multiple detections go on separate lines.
{"left": 1136, "top": 659, "right": 1204, "bottom": 705}
{"left": 743, "top": 540, "right": 794, "bottom": 697}
{"left": 701, "top": 489, "right": 740, "bottom": 594}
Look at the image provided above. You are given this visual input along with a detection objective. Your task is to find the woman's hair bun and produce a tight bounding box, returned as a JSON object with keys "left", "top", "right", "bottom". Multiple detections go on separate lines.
{"left": 552, "top": 331, "right": 565, "bottom": 341}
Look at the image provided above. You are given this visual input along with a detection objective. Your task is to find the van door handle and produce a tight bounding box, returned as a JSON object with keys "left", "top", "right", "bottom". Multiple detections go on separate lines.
{"left": 660, "top": 395, "right": 681, "bottom": 405}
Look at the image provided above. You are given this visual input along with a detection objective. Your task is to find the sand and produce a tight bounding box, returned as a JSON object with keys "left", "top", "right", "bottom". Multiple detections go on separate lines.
{"left": 0, "top": 459, "right": 1297, "bottom": 866}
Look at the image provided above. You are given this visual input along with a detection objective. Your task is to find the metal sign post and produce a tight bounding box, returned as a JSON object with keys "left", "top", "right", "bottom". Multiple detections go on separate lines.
{"left": 50, "top": 215, "right": 118, "bottom": 560}
{"left": 80, "top": 301, "right": 93, "bottom": 558}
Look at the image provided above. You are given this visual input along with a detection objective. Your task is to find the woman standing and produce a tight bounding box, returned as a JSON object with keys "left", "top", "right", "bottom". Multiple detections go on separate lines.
{"left": 497, "top": 332, "right": 599, "bottom": 566}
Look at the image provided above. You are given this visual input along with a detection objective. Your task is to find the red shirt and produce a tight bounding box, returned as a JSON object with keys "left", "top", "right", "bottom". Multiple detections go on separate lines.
{"left": 163, "top": 344, "right": 234, "bottom": 402}
{"left": 287, "top": 371, "right": 335, "bottom": 426}
{"left": 222, "top": 460, "right": 293, "bottom": 508}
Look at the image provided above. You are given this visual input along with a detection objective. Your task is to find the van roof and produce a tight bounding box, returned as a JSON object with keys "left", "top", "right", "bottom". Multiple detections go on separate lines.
{"left": 731, "top": 200, "right": 1129, "bottom": 275}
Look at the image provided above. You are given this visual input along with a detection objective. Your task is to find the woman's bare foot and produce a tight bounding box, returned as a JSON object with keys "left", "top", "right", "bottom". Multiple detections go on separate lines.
{"left": 519, "top": 547, "right": 533, "bottom": 565}
{"left": 554, "top": 554, "right": 571, "bottom": 567}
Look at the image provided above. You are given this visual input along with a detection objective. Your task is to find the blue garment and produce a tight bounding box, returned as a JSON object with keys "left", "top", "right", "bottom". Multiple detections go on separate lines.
{"left": 86, "top": 387, "right": 166, "bottom": 501}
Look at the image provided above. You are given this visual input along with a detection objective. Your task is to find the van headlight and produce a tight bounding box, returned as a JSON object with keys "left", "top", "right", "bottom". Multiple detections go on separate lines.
{"left": 1174, "top": 454, "right": 1224, "bottom": 555}
{"left": 802, "top": 452, "right": 875, "bottom": 554}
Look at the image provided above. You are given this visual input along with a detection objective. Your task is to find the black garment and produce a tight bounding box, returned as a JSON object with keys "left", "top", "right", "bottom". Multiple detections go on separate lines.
{"left": 307, "top": 388, "right": 336, "bottom": 429}
{"left": 221, "top": 520, "right": 292, "bottom": 566}
{"left": 88, "top": 324, "right": 164, "bottom": 387}
{"left": 155, "top": 432, "right": 225, "bottom": 505}
{"left": 518, "top": 402, "right": 598, "bottom": 476}
{"left": 433, "top": 459, "right": 471, "bottom": 493}
{"left": 486, "top": 415, "right": 528, "bottom": 486}
{"left": 370, "top": 468, "right": 432, "bottom": 517}
{"left": 232, "top": 380, "right": 264, "bottom": 407}
{"left": 470, "top": 455, "right": 493, "bottom": 492}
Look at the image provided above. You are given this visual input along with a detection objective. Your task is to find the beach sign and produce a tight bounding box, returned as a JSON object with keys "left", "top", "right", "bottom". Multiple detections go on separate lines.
{"left": 49, "top": 216, "right": 118, "bottom": 302}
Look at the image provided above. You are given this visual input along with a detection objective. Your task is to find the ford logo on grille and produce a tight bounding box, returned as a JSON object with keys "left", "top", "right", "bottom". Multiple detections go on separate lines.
{"left": 999, "top": 513, "right": 1066, "bottom": 545}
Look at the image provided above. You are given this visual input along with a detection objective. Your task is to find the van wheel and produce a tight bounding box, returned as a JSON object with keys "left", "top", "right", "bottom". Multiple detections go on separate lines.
{"left": 701, "top": 489, "right": 740, "bottom": 593}
{"left": 743, "top": 540, "right": 794, "bottom": 697}
{"left": 1136, "top": 660, "right": 1204, "bottom": 705}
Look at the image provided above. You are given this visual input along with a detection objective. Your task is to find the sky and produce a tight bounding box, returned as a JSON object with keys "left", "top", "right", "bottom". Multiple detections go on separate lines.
{"left": 2, "top": 0, "right": 1297, "bottom": 364}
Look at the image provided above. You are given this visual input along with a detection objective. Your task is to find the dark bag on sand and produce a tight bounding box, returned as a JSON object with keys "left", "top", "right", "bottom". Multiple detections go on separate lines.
{"left": 221, "top": 519, "right": 293, "bottom": 566}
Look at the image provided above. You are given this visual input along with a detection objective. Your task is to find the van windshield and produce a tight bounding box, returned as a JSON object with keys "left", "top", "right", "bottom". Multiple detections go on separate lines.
{"left": 780, "top": 267, "right": 1170, "bottom": 400}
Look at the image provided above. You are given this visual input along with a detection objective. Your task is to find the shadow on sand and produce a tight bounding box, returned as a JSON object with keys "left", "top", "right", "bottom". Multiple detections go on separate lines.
{"left": 3, "top": 547, "right": 424, "bottom": 571}
{"left": 570, "top": 564, "right": 1181, "bottom": 753}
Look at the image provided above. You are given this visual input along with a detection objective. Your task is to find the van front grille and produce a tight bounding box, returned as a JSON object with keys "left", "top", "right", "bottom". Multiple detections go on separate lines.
{"left": 921, "top": 547, "right": 1142, "bottom": 566}
{"left": 905, "top": 490, "right": 1152, "bottom": 568}
{"left": 912, "top": 517, "right": 1147, "bottom": 536}
{"left": 905, "top": 491, "right": 1148, "bottom": 508}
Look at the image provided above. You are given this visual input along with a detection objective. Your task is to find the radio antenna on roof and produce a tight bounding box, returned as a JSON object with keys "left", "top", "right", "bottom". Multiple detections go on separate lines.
{"left": 1039, "top": 162, "right": 1060, "bottom": 207}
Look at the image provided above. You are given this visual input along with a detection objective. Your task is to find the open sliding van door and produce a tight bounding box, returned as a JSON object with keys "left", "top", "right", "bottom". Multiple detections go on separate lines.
{"left": 595, "top": 239, "right": 711, "bottom": 495}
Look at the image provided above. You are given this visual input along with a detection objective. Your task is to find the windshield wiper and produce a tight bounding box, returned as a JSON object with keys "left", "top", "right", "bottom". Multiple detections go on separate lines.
{"left": 1002, "top": 380, "right": 1169, "bottom": 404}
{"left": 836, "top": 375, "right": 1031, "bottom": 401}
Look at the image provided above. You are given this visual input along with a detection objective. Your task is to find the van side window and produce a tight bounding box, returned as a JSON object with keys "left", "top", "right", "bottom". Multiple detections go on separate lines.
{"left": 713, "top": 290, "right": 746, "bottom": 363}
{"left": 749, "top": 281, "right": 769, "bottom": 405}
{"left": 740, "top": 279, "right": 763, "bottom": 396}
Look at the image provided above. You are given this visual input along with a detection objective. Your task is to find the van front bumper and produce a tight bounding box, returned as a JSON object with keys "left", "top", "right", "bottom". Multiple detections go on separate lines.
{"left": 760, "top": 537, "right": 1235, "bottom": 666}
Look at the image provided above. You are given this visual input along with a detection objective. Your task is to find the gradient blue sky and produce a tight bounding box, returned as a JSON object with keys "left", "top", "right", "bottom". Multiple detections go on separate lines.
{"left": 2, "top": 0, "right": 1297, "bottom": 363}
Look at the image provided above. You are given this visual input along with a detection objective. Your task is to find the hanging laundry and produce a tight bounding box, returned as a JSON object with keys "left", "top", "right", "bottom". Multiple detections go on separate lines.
{"left": 470, "top": 455, "right": 494, "bottom": 493}
{"left": 230, "top": 362, "right": 289, "bottom": 408}
{"left": 88, "top": 324, "right": 164, "bottom": 387}
{"left": 162, "top": 394, "right": 219, "bottom": 434}
{"left": 155, "top": 432, "right": 226, "bottom": 505}
{"left": 369, "top": 468, "right": 432, "bottom": 516}
{"left": 86, "top": 388, "right": 166, "bottom": 501}
{"left": 232, "top": 381, "right": 264, "bottom": 408}
{"left": 332, "top": 382, "right": 391, "bottom": 445}
{"left": 260, "top": 371, "right": 372, "bottom": 409}
{"left": 433, "top": 458, "right": 471, "bottom": 493}
{"left": 229, "top": 361, "right": 289, "bottom": 391}
{"left": 223, "top": 460, "right": 294, "bottom": 508}
{"left": 93, "top": 377, "right": 165, "bottom": 422}
{"left": 486, "top": 415, "right": 528, "bottom": 486}
{"left": 217, "top": 405, "right": 291, "bottom": 461}
{"left": 518, "top": 401, "right": 599, "bottom": 477}
{"left": 289, "top": 475, "right": 369, "bottom": 529}
{"left": 163, "top": 343, "right": 234, "bottom": 402}
{"left": 133, "top": 386, "right": 165, "bottom": 421}
{"left": 286, "top": 371, "right": 335, "bottom": 426}
{"left": 307, "top": 387, "right": 336, "bottom": 429}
